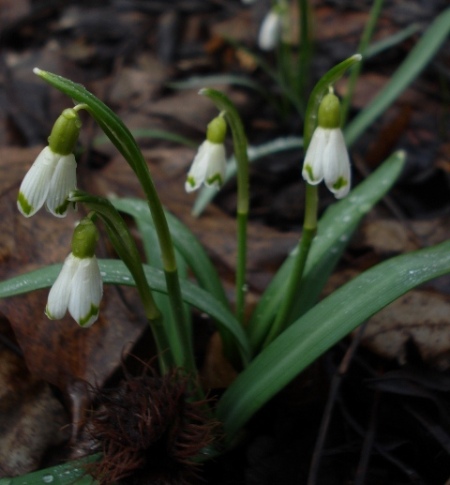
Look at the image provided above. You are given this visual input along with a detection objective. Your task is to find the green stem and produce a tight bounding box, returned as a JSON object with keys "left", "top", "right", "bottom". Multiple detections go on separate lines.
{"left": 34, "top": 69, "right": 195, "bottom": 374}
{"left": 261, "top": 54, "right": 362, "bottom": 348}
{"left": 165, "top": 268, "right": 196, "bottom": 371}
{"left": 199, "top": 89, "right": 249, "bottom": 326}
{"left": 341, "top": 0, "right": 384, "bottom": 124}
{"left": 236, "top": 212, "right": 248, "bottom": 325}
{"left": 263, "top": 184, "right": 317, "bottom": 346}
{"left": 70, "top": 191, "right": 174, "bottom": 371}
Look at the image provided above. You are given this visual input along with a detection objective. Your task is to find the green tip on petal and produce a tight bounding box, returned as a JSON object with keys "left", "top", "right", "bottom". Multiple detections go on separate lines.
{"left": 186, "top": 175, "right": 197, "bottom": 189}
{"left": 78, "top": 304, "right": 100, "bottom": 327}
{"left": 206, "top": 173, "right": 224, "bottom": 188}
{"left": 54, "top": 199, "right": 71, "bottom": 216}
{"left": 332, "top": 176, "right": 348, "bottom": 190}
{"left": 304, "top": 164, "right": 316, "bottom": 182}
{"left": 45, "top": 306, "right": 56, "bottom": 320}
{"left": 17, "top": 192, "right": 34, "bottom": 216}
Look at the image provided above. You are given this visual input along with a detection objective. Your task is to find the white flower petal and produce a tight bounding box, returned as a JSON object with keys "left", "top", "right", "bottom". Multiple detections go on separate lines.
{"left": 68, "top": 256, "right": 103, "bottom": 327}
{"left": 17, "top": 147, "right": 59, "bottom": 217}
{"left": 45, "top": 253, "right": 79, "bottom": 320}
{"left": 185, "top": 141, "right": 210, "bottom": 192}
{"left": 323, "top": 129, "right": 351, "bottom": 199}
{"left": 258, "top": 10, "right": 282, "bottom": 51}
{"left": 204, "top": 143, "right": 226, "bottom": 189}
{"left": 302, "top": 127, "right": 329, "bottom": 185}
{"left": 46, "top": 153, "right": 77, "bottom": 217}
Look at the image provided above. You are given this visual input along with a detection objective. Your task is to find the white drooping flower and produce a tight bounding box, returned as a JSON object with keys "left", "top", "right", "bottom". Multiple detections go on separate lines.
{"left": 302, "top": 91, "right": 351, "bottom": 199}
{"left": 46, "top": 253, "right": 103, "bottom": 327}
{"left": 45, "top": 218, "right": 103, "bottom": 327}
{"left": 185, "top": 115, "right": 227, "bottom": 193}
{"left": 185, "top": 140, "right": 227, "bottom": 192}
{"left": 17, "top": 107, "right": 81, "bottom": 218}
{"left": 18, "top": 146, "right": 77, "bottom": 217}
{"left": 258, "top": 1, "right": 289, "bottom": 51}
{"left": 258, "top": 9, "right": 282, "bottom": 51}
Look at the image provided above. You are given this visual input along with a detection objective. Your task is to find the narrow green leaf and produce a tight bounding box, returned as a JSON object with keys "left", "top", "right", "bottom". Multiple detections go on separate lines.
{"left": 169, "top": 74, "right": 273, "bottom": 104}
{"left": 345, "top": 7, "right": 450, "bottom": 147}
{"left": 111, "top": 197, "right": 229, "bottom": 308}
{"left": 94, "top": 128, "right": 197, "bottom": 149}
{"left": 0, "top": 260, "right": 250, "bottom": 366}
{"left": 248, "top": 150, "right": 406, "bottom": 352}
{"left": 365, "top": 24, "right": 421, "bottom": 59}
{"left": 218, "top": 238, "right": 450, "bottom": 439}
{"left": 131, "top": 215, "right": 193, "bottom": 350}
{"left": 0, "top": 454, "right": 99, "bottom": 484}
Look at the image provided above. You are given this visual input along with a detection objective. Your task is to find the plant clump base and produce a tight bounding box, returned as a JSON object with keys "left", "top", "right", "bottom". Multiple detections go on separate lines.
{"left": 81, "top": 366, "right": 217, "bottom": 485}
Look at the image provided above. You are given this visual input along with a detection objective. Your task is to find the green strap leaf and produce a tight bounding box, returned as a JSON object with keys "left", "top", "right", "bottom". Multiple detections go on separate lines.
{"left": 111, "top": 197, "right": 248, "bottom": 368}
{"left": 0, "top": 454, "right": 99, "bottom": 484}
{"left": 218, "top": 238, "right": 450, "bottom": 440}
{"left": 0, "top": 260, "right": 250, "bottom": 367}
{"left": 345, "top": 6, "right": 450, "bottom": 147}
{"left": 110, "top": 197, "right": 229, "bottom": 308}
{"left": 248, "top": 150, "right": 406, "bottom": 352}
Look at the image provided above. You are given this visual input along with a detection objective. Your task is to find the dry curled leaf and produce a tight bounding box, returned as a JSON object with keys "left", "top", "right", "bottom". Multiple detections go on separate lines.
{"left": 0, "top": 316, "right": 69, "bottom": 477}
{"left": 361, "top": 289, "right": 450, "bottom": 370}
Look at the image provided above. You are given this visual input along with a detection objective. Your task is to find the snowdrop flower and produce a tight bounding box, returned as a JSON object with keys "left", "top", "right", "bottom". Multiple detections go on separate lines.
{"left": 18, "top": 107, "right": 81, "bottom": 218}
{"left": 258, "top": 9, "right": 282, "bottom": 51}
{"left": 302, "top": 90, "right": 351, "bottom": 199}
{"left": 185, "top": 115, "right": 227, "bottom": 192}
{"left": 46, "top": 217, "right": 103, "bottom": 327}
{"left": 258, "top": 1, "right": 288, "bottom": 51}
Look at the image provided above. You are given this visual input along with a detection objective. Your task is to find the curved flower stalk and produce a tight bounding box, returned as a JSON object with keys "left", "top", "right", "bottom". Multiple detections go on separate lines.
{"left": 302, "top": 89, "right": 351, "bottom": 198}
{"left": 185, "top": 115, "right": 227, "bottom": 192}
{"left": 33, "top": 68, "right": 196, "bottom": 374}
{"left": 261, "top": 55, "right": 361, "bottom": 349}
{"left": 17, "top": 107, "right": 82, "bottom": 217}
{"left": 46, "top": 217, "right": 103, "bottom": 327}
